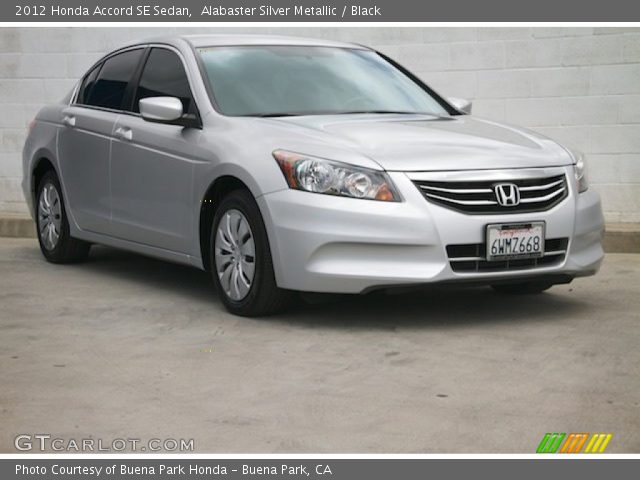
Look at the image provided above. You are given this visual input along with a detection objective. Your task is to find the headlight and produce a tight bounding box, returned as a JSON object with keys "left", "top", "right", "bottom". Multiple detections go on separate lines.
{"left": 571, "top": 149, "right": 589, "bottom": 193}
{"left": 273, "top": 150, "right": 400, "bottom": 202}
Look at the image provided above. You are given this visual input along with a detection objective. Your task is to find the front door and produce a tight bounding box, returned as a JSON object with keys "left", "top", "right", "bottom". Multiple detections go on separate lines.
{"left": 109, "top": 47, "right": 204, "bottom": 254}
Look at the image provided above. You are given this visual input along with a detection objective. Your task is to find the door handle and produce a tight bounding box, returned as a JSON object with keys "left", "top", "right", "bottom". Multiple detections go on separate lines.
{"left": 114, "top": 126, "right": 132, "bottom": 141}
{"left": 62, "top": 115, "right": 76, "bottom": 127}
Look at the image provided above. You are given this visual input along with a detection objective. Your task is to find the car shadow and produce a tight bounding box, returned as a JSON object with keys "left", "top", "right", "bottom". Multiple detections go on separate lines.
{"left": 279, "top": 287, "right": 588, "bottom": 330}
{"left": 66, "top": 245, "right": 589, "bottom": 330}
{"left": 79, "top": 245, "right": 217, "bottom": 304}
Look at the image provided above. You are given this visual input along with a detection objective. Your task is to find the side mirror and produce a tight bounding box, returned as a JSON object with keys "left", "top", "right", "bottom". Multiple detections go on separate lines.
{"left": 139, "top": 97, "right": 201, "bottom": 128}
{"left": 447, "top": 97, "right": 472, "bottom": 115}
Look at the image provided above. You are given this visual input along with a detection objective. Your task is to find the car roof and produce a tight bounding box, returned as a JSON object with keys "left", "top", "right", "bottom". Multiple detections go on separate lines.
{"left": 135, "top": 34, "right": 369, "bottom": 50}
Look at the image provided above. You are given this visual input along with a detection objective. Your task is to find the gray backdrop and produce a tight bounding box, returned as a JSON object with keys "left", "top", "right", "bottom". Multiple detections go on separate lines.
{"left": 1, "top": 27, "right": 639, "bottom": 222}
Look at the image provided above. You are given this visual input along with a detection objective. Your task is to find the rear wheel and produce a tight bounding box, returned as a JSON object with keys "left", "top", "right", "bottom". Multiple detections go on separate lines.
{"left": 491, "top": 281, "right": 554, "bottom": 295}
{"left": 210, "top": 189, "right": 292, "bottom": 316}
{"left": 36, "top": 170, "right": 90, "bottom": 263}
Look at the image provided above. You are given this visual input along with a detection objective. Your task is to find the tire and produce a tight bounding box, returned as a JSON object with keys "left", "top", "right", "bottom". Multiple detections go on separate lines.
{"left": 491, "top": 281, "right": 554, "bottom": 295}
{"left": 209, "top": 189, "right": 292, "bottom": 316}
{"left": 35, "top": 170, "right": 90, "bottom": 263}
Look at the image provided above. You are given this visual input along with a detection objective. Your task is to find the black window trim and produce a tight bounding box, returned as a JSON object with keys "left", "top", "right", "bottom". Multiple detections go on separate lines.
{"left": 70, "top": 43, "right": 202, "bottom": 128}
{"left": 122, "top": 47, "right": 151, "bottom": 114}
{"left": 70, "top": 45, "right": 147, "bottom": 115}
{"left": 127, "top": 45, "right": 202, "bottom": 128}
{"left": 375, "top": 51, "right": 462, "bottom": 116}
{"left": 74, "top": 61, "right": 104, "bottom": 108}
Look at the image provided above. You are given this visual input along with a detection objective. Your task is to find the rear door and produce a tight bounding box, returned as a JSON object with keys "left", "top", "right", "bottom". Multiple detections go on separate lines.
{"left": 57, "top": 48, "right": 144, "bottom": 233}
{"left": 109, "top": 47, "right": 203, "bottom": 253}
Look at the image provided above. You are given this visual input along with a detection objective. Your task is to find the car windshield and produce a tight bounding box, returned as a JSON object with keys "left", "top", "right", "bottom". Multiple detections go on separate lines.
{"left": 197, "top": 45, "right": 451, "bottom": 117}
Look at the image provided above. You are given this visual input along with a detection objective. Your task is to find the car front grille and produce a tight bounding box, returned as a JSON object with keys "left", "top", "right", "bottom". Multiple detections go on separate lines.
{"left": 446, "top": 238, "right": 569, "bottom": 273}
{"left": 413, "top": 174, "right": 568, "bottom": 214}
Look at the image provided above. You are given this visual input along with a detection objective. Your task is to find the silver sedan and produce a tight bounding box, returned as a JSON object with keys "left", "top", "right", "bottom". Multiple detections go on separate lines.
{"left": 22, "top": 35, "right": 604, "bottom": 316}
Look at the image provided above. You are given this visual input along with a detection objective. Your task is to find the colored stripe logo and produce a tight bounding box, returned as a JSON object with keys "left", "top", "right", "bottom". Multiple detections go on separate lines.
{"left": 537, "top": 433, "right": 612, "bottom": 453}
{"left": 584, "top": 433, "right": 613, "bottom": 453}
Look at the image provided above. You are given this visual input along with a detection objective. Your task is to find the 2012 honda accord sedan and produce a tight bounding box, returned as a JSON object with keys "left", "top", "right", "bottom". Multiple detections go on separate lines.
{"left": 22, "top": 34, "right": 605, "bottom": 316}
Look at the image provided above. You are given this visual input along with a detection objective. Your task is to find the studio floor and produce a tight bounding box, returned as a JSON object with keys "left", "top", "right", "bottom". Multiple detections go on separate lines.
{"left": 1, "top": 238, "right": 638, "bottom": 453}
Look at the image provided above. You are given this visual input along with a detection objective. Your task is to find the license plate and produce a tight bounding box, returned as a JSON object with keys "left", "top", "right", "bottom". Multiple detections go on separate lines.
{"left": 486, "top": 222, "right": 545, "bottom": 261}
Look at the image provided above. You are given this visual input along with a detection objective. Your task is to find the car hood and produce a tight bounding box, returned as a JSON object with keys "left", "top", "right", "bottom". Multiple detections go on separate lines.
{"left": 265, "top": 114, "right": 573, "bottom": 171}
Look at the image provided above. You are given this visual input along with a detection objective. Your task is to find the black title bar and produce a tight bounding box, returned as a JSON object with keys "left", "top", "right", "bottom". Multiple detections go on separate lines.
{"left": 4, "top": 459, "right": 640, "bottom": 479}
{"left": 5, "top": 0, "right": 640, "bottom": 22}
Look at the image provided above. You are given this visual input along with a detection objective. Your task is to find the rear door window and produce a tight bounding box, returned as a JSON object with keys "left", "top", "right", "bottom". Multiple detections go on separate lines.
{"left": 85, "top": 49, "right": 143, "bottom": 110}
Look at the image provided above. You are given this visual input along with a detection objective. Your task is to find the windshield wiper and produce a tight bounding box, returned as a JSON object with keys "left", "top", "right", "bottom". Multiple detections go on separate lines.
{"left": 247, "top": 111, "right": 434, "bottom": 117}
{"left": 338, "top": 110, "right": 425, "bottom": 115}
{"left": 248, "top": 113, "right": 303, "bottom": 118}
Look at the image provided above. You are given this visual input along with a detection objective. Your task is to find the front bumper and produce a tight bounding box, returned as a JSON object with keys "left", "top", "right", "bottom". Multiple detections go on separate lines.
{"left": 258, "top": 166, "right": 604, "bottom": 294}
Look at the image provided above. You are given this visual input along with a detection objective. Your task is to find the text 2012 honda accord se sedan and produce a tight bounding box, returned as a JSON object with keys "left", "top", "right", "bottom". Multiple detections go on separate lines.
{"left": 22, "top": 35, "right": 605, "bottom": 316}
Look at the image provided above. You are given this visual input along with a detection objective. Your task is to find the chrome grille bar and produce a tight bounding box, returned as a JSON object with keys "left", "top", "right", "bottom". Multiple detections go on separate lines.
{"left": 413, "top": 174, "right": 568, "bottom": 214}
{"left": 519, "top": 178, "right": 564, "bottom": 191}
{"left": 519, "top": 187, "right": 566, "bottom": 203}
{"left": 424, "top": 193, "right": 497, "bottom": 206}
{"left": 419, "top": 185, "right": 493, "bottom": 194}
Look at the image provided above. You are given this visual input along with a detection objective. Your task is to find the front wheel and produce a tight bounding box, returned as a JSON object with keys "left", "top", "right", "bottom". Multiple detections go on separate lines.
{"left": 491, "top": 281, "right": 554, "bottom": 295}
{"left": 210, "top": 190, "right": 292, "bottom": 316}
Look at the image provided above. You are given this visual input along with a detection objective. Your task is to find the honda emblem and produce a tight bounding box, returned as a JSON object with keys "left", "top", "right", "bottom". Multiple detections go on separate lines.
{"left": 494, "top": 183, "right": 520, "bottom": 206}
